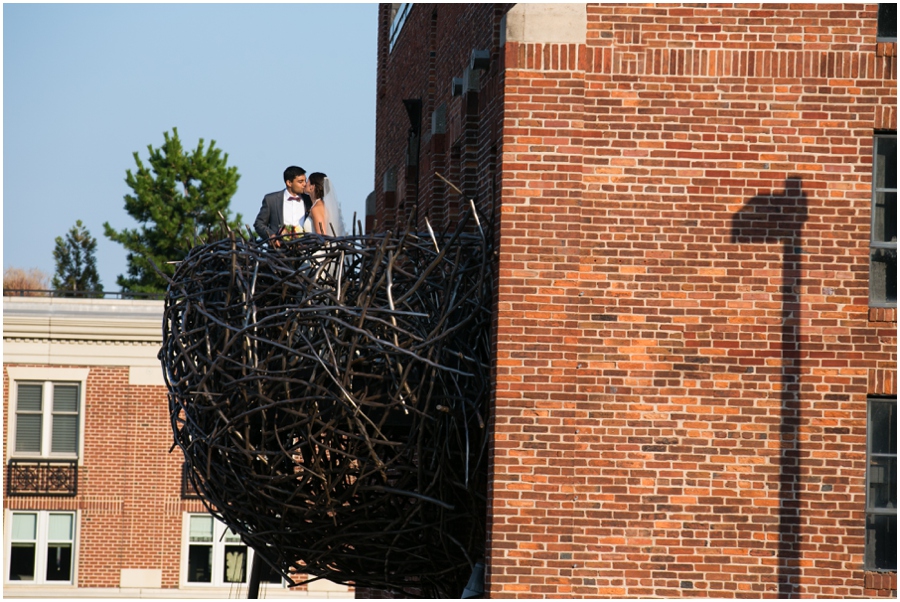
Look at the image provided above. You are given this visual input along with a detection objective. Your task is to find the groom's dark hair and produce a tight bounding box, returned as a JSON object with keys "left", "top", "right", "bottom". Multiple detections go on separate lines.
{"left": 284, "top": 166, "right": 306, "bottom": 183}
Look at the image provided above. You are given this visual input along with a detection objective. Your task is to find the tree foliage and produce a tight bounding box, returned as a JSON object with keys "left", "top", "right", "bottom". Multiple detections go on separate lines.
{"left": 52, "top": 220, "right": 103, "bottom": 295}
{"left": 3, "top": 267, "right": 49, "bottom": 296}
{"left": 104, "top": 128, "right": 242, "bottom": 293}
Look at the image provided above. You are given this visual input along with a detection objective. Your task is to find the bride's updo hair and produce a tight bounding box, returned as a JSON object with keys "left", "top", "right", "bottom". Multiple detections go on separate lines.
{"left": 308, "top": 172, "right": 327, "bottom": 200}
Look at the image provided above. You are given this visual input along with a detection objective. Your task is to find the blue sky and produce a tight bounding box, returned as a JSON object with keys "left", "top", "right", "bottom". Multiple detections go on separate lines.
{"left": 3, "top": 3, "right": 377, "bottom": 290}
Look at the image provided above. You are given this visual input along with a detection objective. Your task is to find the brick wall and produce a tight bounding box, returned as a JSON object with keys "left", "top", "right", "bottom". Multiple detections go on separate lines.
{"left": 3, "top": 297, "right": 350, "bottom": 598}
{"left": 375, "top": 3, "right": 898, "bottom": 598}
{"left": 491, "top": 3, "right": 897, "bottom": 597}
{"left": 374, "top": 3, "right": 511, "bottom": 235}
{"left": 2, "top": 364, "right": 195, "bottom": 588}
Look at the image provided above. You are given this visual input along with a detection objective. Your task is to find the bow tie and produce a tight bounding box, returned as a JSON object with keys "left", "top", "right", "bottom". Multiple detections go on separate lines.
{"left": 288, "top": 196, "right": 302, "bottom": 201}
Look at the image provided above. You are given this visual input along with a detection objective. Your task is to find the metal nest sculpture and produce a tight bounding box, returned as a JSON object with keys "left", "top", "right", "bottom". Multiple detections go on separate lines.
{"left": 160, "top": 207, "right": 492, "bottom": 597}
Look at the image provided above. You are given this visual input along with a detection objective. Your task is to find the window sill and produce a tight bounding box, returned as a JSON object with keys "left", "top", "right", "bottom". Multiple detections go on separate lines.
{"left": 3, "top": 582, "right": 74, "bottom": 590}
{"left": 864, "top": 570, "right": 897, "bottom": 594}
{"left": 876, "top": 41, "right": 896, "bottom": 57}
{"left": 868, "top": 307, "right": 898, "bottom": 323}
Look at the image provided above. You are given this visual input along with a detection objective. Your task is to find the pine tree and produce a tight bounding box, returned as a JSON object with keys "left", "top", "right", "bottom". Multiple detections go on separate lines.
{"left": 52, "top": 220, "right": 102, "bottom": 295}
{"left": 103, "top": 128, "right": 242, "bottom": 293}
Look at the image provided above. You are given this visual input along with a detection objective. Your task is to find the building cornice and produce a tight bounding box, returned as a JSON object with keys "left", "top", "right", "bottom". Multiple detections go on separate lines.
{"left": 3, "top": 297, "right": 163, "bottom": 343}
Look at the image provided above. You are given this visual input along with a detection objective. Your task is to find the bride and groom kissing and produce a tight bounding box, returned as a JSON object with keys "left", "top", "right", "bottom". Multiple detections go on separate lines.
{"left": 254, "top": 166, "right": 345, "bottom": 248}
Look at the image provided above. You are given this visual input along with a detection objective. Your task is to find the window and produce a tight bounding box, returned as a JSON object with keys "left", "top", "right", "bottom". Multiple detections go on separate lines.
{"left": 7, "top": 370, "right": 87, "bottom": 461}
{"left": 878, "top": 4, "right": 897, "bottom": 42}
{"left": 6, "top": 369, "right": 85, "bottom": 496}
{"left": 866, "top": 396, "right": 897, "bottom": 571}
{"left": 182, "top": 514, "right": 283, "bottom": 588}
{"left": 870, "top": 133, "right": 897, "bottom": 307}
{"left": 6, "top": 511, "right": 76, "bottom": 584}
{"left": 389, "top": 3, "right": 412, "bottom": 51}
{"left": 13, "top": 381, "right": 79, "bottom": 458}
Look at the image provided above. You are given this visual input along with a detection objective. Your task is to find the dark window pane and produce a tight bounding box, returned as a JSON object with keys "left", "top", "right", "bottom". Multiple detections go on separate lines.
{"left": 45, "top": 544, "right": 72, "bottom": 581}
{"left": 869, "top": 456, "right": 897, "bottom": 509}
{"left": 16, "top": 384, "right": 43, "bottom": 454}
{"left": 870, "top": 248, "right": 898, "bottom": 305}
{"left": 224, "top": 545, "right": 247, "bottom": 583}
{"left": 878, "top": 4, "right": 897, "bottom": 39}
{"left": 187, "top": 545, "right": 212, "bottom": 582}
{"left": 51, "top": 414, "right": 78, "bottom": 454}
{"left": 9, "top": 543, "right": 35, "bottom": 581}
{"left": 52, "top": 385, "right": 78, "bottom": 413}
{"left": 871, "top": 400, "right": 897, "bottom": 454}
{"left": 866, "top": 514, "right": 897, "bottom": 571}
{"left": 17, "top": 385, "right": 43, "bottom": 412}
{"left": 873, "top": 192, "right": 897, "bottom": 244}
{"left": 15, "top": 414, "right": 42, "bottom": 453}
{"left": 876, "top": 137, "right": 897, "bottom": 190}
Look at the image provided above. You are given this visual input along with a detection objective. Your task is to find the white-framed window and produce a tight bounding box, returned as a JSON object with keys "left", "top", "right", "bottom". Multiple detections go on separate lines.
{"left": 5, "top": 510, "right": 77, "bottom": 584}
{"left": 6, "top": 368, "right": 88, "bottom": 462}
{"left": 181, "top": 513, "right": 284, "bottom": 588}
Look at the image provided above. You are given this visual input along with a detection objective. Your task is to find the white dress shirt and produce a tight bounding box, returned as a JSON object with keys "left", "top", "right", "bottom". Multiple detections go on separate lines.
{"left": 282, "top": 189, "right": 307, "bottom": 230}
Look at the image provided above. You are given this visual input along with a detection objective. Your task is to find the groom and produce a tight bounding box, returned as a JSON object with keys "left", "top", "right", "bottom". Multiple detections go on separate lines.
{"left": 254, "top": 166, "right": 312, "bottom": 248}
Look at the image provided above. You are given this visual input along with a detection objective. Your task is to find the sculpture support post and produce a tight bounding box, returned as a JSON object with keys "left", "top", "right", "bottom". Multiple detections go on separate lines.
{"left": 247, "top": 553, "right": 261, "bottom": 599}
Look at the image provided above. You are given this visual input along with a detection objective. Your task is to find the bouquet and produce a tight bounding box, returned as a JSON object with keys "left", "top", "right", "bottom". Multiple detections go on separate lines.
{"left": 278, "top": 224, "right": 305, "bottom": 239}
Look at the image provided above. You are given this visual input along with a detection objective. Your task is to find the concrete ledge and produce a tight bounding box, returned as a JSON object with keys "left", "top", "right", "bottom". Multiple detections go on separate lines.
{"left": 2, "top": 584, "right": 353, "bottom": 599}
{"left": 501, "top": 3, "right": 586, "bottom": 45}
{"left": 4, "top": 340, "right": 163, "bottom": 369}
{"left": 307, "top": 577, "right": 352, "bottom": 592}
{"left": 129, "top": 365, "right": 165, "bottom": 386}
{"left": 120, "top": 569, "right": 161, "bottom": 589}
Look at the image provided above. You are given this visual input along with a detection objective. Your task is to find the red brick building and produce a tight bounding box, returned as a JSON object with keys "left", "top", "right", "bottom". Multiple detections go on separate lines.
{"left": 2, "top": 296, "right": 351, "bottom": 598}
{"left": 375, "top": 3, "right": 897, "bottom": 597}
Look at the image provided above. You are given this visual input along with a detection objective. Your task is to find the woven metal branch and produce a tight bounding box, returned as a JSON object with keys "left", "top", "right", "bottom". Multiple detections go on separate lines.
{"left": 160, "top": 210, "right": 492, "bottom": 597}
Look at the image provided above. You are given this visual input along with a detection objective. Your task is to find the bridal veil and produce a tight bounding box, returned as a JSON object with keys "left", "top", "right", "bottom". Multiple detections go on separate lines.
{"left": 322, "top": 177, "right": 346, "bottom": 237}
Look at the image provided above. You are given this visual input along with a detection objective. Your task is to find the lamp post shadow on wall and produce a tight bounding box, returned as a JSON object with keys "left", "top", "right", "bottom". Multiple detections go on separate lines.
{"left": 731, "top": 176, "right": 809, "bottom": 597}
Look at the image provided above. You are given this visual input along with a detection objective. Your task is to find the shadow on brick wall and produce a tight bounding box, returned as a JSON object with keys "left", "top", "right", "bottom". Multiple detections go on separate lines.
{"left": 731, "top": 176, "right": 809, "bottom": 597}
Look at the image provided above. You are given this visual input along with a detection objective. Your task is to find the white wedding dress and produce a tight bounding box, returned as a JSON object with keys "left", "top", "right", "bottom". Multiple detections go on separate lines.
{"left": 299, "top": 203, "right": 317, "bottom": 235}
{"left": 305, "top": 177, "right": 347, "bottom": 283}
{"left": 300, "top": 178, "right": 345, "bottom": 237}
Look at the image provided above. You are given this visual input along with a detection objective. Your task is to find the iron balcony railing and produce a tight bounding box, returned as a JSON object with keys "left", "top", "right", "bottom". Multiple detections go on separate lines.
{"left": 3, "top": 289, "right": 165, "bottom": 300}
{"left": 7, "top": 459, "right": 78, "bottom": 496}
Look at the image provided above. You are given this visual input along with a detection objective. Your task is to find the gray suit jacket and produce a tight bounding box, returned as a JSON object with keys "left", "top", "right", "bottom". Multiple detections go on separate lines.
{"left": 254, "top": 190, "right": 312, "bottom": 240}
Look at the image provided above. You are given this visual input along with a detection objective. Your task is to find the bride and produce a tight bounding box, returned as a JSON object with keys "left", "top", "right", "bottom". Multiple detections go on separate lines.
{"left": 305, "top": 172, "right": 345, "bottom": 237}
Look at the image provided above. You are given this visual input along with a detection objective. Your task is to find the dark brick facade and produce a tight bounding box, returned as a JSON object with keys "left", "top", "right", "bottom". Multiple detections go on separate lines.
{"left": 375, "top": 3, "right": 512, "bottom": 234}
{"left": 376, "top": 3, "right": 897, "bottom": 598}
